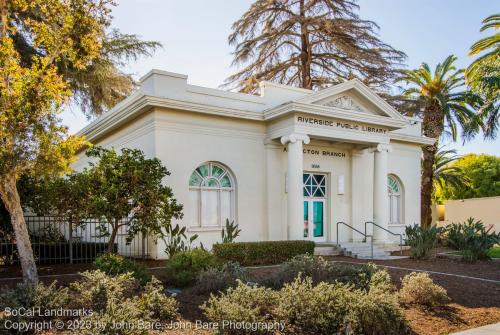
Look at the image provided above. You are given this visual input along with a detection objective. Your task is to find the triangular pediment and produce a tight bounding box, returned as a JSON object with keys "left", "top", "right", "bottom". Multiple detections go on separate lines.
{"left": 295, "top": 79, "right": 406, "bottom": 121}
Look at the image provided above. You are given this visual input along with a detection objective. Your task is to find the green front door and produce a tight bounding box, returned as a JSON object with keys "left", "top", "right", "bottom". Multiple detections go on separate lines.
{"left": 303, "top": 173, "right": 327, "bottom": 242}
{"left": 303, "top": 200, "right": 325, "bottom": 241}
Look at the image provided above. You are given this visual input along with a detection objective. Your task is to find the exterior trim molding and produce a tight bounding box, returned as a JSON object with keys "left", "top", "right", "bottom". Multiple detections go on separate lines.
{"left": 390, "top": 133, "right": 436, "bottom": 146}
{"left": 294, "top": 78, "right": 407, "bottom": 122}
{"left": 264, "top": 102, "right": 408, "bottom": 129}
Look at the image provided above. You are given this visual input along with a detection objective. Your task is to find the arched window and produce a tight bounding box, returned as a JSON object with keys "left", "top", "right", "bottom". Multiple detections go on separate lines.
{"left": 189, "top": 162, "right": 235, "bottom": 228}
{"left": 388, "top": 175, "right": 403, "bottom": 225}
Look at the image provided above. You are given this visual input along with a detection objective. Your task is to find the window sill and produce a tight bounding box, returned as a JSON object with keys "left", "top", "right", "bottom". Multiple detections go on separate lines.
{"left": 188, "top": 226, "right": 223, "bottom": 233}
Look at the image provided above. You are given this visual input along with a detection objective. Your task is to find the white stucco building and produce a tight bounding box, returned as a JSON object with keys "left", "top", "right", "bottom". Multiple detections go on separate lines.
{"left": 75, "top": 70, "right": 435, "bottom": 259}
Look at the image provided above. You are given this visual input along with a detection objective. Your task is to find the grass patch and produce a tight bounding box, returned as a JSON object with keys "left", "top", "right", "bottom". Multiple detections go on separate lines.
{"left": 445, "top": 246, "right": 500, "bottom": 259}
{"left": 487, "top": 245, "right": 500, "bottom": 258}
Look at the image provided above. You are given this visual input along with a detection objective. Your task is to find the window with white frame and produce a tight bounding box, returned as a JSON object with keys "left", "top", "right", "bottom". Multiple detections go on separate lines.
{"left": 188, "top": 162, "right": 235, "bottom": 228}
{"left": 388, "top": 175, "right": 403, "bottom": 225}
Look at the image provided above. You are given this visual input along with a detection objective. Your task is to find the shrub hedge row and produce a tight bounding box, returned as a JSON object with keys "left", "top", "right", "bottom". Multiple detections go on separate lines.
{"left": 212, "top": 240, "right": 315, "bottom": 266}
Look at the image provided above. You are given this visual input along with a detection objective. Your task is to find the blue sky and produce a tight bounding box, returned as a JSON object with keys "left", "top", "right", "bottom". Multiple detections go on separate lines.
{"left": 62, "top": 0, "right": 499, "bottom": 156}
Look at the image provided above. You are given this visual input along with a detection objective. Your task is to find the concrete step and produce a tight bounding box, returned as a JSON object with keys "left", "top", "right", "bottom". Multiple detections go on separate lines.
{"left": 339, "top": 241, "right": 402, "bottom": 259}
{"left": 314, "top": 245, "right": 341, "bottom": 256}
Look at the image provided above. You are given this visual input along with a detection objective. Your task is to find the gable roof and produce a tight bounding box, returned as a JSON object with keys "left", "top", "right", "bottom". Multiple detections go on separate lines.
{"left": 263, "top": 79, "right": 408, "bottom": 129}
{"left": 295, "top": 78, "right": 407, "bottom": 121}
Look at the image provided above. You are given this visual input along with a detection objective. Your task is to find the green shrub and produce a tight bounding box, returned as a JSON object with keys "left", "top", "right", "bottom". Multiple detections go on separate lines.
{"left": 405, "top": 224, "right": 441, "bottom": 259}
{"left": 212, "top": 240, "right": 315, "bottom": 266}
{"left": 275, "top": 276, "right": 353, "bottom": 334}
{"left": 445, "top": 218, "right": 500, "bottom": 261}
{"left": 95, "top": 253, "right": 151, "bottom": 286}
{"left": 201, "top": 281, "right": 277, "bottom": 334}
{"left": 265, "top": 255, "right": 385, "bottom": 291}
{"left": 203, "top": 275, "right": 408, "bottom": 335}
{"left": 77, "top": 299, "right": 146, "bottom": 335}
{"left": 347, "top": 288, "right": 410, "bottom": 335}
{"left": 399, "top": 272, "right": 450, "bottom": 307}
{"left": 166, "top": 248, "right": 216, "bottom": 286}
{"left": 264, "top": 254, "right": 332, "bottom": 287}
{"left": 71, "top": 270, "right": 137, "bottom": 312}
{"left": 329, "top": 262, "right": 380, "bottom": 291}
{"left": 73, "top": 271, "right": 178, "bottom": 335}
{"left": 135, "top": 277, "right": 179, "bottom": 320}
{"left": 0, "top": 281, "right": 70, "bottom": 334}
{"left": 221, "top": 219, "right": 241, "bottom": 243}
{"left": 195, "top": 261, "right": 249, "bottom": 294}
{"left": 367, "top": 269, "right": 394, "bottom": 294}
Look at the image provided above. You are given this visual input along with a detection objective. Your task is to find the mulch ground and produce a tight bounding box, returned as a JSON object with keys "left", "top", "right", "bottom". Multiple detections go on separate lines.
{"left": 1, "top": 255, "right": 499, "bottom": 334}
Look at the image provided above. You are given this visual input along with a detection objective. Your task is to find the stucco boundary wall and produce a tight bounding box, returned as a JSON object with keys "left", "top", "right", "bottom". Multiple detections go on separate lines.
{"left": 432, "top": 196, "right": 500, "bottom": 232}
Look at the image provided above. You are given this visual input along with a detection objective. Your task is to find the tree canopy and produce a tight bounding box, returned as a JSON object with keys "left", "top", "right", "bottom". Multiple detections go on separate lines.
{"left": 466, "top": 13, "right": 499, "bottom": 139}
{"left": 84, "top": 147, "right": 183, "bottom": 253}
{"left": 440, "top": 154, "right": 500, "bottom": 200}
{"left": 8, "top": 1, "right": 160, "bottom": 118}
{"left": 0, "top": 0, "right": 108, "bottom": 283}
{"left": 224, "top": 0, "right": 406, "bottom": 93}
{"left": 0, "top": 0, "right": 160, "bottom": 285}
{"left": 396, "top": 55, "right": 483, "bottom": 226}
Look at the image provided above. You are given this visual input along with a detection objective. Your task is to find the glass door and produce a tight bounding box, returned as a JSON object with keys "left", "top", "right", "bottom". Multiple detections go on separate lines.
{"left": 303, "top": 173, "right": 327, "bottom": 242}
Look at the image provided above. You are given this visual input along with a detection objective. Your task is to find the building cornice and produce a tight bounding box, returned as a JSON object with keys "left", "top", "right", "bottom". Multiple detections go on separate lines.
{"left": 77, "top": 77, "right": 433, "bottom": 148}
{"left": 78, "top": 94, "right": 266, "bottom": 141}
{"left": 264, "top": 102, "right": 408, "bottom": 129}
{"left": 390, "top": 133, "right": 436, "bottom": 146}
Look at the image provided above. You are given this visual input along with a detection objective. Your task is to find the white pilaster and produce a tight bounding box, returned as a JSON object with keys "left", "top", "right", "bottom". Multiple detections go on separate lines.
{"left": 281, "top": 133, "right": 310, "bottom": 240}
{"left": 265, "top": 140, "right": 284, "bottom": 240}
{"left": 351, "top": 148, "right": 374, "bottom": 242}
{"left": 373, "top": 143, "right": 392, "bottom": 241}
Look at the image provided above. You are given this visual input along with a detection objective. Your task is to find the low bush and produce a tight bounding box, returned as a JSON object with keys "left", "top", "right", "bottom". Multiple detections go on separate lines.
{"left": 201, "top": 281, "right": 277, "bottom": 334}
{"left": 0, "top": 271, "right": 178, "bottom": 335}
{"left": 445, "top": 218, "right": 500, "bottom": 261}
{"left": 203, "top": 276, "right": 408, "bottom": 335}
{"left": 135, "top": 277, "right": 179, "bottom": 320}
{"left": 347, "top": 288, "right": 410, "bottom": 335}
{"left": 195, "top": 261, "right": 249, "bottom": 294}
{"left": 265, "top": 254, "right": 332, "bottom": 287}
{"left": 166, "top": 248, "right": 216, "bottom": 286}
{"left": 71, "top": 270, "right": 138, "bottom": 312}
{"left": 275, "top": 276, "right": 352, "bottom": 334}
{"left": 329, "top": 262, "right": 381, "bottom": 291}
{"left": 264, "top": 254, "right": 384, "bottom": 291}
{"left": 0, "top": 281, "right": 70, "bottom": 333}
{"left": 95, "top": 253, "right": 151, "bottom": 286}
{"left": 405, "top": 224, "right": 441, "bottom": 259}
{"left": 73, "top": 271, "right": 178, "bottom": 335}
{"left": 367, "top": 269, "right": 394, "bottom": 294}
{"left": 212, "top": 240, "right": 315, "bottom": 266}
{"left": 399, "top": 272, "right": 450, "bottom": 307}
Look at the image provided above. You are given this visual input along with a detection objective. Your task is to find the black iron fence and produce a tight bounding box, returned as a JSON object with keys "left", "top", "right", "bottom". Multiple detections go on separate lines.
{"left": 0, "top": 216, "right": 150, "bottom": 265}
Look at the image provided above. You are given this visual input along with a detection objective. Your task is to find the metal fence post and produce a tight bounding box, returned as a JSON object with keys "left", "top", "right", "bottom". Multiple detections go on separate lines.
{"left": 69, "top": 221, "right": 73, "bottom": 264}
{"left": 141, "top": 231, "right": 146, "bottom": 260}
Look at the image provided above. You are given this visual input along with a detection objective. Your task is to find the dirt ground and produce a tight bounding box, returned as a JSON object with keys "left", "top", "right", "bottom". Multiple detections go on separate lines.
{"left": 151, "top": 259, "right": 500, "bottom": 335}
{"left": 1, "top": 256, "right": 499, "bottom": 334}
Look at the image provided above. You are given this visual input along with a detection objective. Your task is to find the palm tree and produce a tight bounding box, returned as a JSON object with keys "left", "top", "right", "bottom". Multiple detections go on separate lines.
{"left": 224, "top": 0, "right": 405, "bottom": 93}
{"left": 466, "top": 14, "right": 499, "bottom": 138}
{"left": 432, "top": 148, "right": 468, "bottom": 203}
{"left": 397, "top": 55, "right": 478, "bottom": 226}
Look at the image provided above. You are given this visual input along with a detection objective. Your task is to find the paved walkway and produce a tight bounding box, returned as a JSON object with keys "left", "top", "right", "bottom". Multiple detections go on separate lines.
{"left": 451, "top": 322, "right": 500, "bottom": 334}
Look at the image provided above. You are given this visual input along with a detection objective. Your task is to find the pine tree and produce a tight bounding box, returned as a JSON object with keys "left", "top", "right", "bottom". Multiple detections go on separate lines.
{"left": 224, "top": 0, "right": 406, "bottom": 93}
